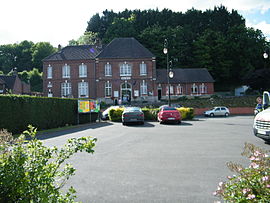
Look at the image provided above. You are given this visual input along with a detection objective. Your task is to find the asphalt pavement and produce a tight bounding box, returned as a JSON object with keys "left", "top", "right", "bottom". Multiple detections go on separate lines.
{"left": 41, "top": 116, "right": 270, "bottom": 203}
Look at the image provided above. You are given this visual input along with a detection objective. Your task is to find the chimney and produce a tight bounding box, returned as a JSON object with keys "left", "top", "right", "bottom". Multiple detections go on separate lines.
{"left": 12, "top": 67, "right": 18, "bottom": 76}
{"left": 58, "top": 44, "right": 62, "bottom": 51}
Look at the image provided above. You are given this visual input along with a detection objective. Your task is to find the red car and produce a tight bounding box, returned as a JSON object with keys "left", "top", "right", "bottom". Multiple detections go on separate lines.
{"left": 158, "top": 106, "right": 182, "bottom": 124}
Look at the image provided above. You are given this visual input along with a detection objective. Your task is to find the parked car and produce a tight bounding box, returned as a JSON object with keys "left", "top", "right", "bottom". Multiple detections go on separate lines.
{"left": 101, "top": 106, "right": 120, "bottom": 120}
{"left": 253, "top": 108, "right": 270, "bottom": 142}
{"left": 253, "top": 91, "right": 270, "bottom": 142}
{"left": 204, "top": 107, "right": 230, "bottom": 117}
{"left": 158, "top": 106, "right": 181, "bottom": 124}
{"left": 122, "top": 107, "right": 144, "bottom": 125}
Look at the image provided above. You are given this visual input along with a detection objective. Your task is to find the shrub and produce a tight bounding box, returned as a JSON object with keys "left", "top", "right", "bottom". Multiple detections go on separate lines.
{"left": 214, "top": 143, "right": 270, "bottom": 202}
{"left": 177, "top": 107, "right": 194, "bottom": 120}
{"left": 109, "top": 108, "right": 124, "bottom": 122}
{"left": 142, "top": 108, "right": 159, "bottom": 121}
{"left": 0, "top": 125, "right": 97, "bottom": 202}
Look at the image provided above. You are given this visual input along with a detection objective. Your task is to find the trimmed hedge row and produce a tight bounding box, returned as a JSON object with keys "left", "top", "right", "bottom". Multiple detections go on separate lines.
{"left": 0, "top": 95, "right": 96, "bottom": 134}
{"left": 108, "top": 107, "right": 194, "bottom": 122}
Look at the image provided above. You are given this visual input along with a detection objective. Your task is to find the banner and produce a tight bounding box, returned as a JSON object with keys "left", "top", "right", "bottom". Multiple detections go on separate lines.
{"left": 78, "top": 100, "right": 100, "bottom": 113}
{"left": 78, "top": 100, "right": 90, "bottom": 113}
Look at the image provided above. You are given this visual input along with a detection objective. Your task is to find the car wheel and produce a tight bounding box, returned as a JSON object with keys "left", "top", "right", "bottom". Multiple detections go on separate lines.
{"left": 210, "top": 113, "right": 214, "bottom": 117}
{"left": 122, "top": 122, "right": 126, "bottom": 125}
{"left": 141, "top": 121, "right": 144, "bottom": 125}
{"left": 225, "top": 112, "right": 229, "bottom": 117}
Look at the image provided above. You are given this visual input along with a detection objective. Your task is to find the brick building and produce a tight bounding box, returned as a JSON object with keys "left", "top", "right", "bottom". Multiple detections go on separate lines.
{"left": 43, "top": 38, "right": 214, "bottom": 103}
{"left": 0, "top": 74, "right": 30, "bottom": 95}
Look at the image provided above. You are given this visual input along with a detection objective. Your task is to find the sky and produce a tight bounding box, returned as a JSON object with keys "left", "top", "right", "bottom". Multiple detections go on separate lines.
{"left": 1, "top": 0, "right": 270, "bottom": 47}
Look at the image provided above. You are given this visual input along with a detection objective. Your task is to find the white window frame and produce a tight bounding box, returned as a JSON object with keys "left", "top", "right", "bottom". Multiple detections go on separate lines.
{"left": 105, "top": 63, "right": 112, "bottom": 76}
{"left": 140, "top": 62, "right": 147, "bottom": 76}
{"left": 61, "top": 82, "right": 72, "bottom": 97}
{"left": 191, "top": 83, "right": 198, "bottom": 94}
{"left": 166, "top": 85, "right": 174, "bottom": 95}
{"left": 176, "top": 84, "right": 183, "bottom": 95}
{"left": 120, "top": 62, "right": 132, "bottom": 76}
{"left": 47, "top": 65, "right": 52, "bottom": 79}
{"left": 78, "top": 81, "right": 89, "bottom": 98}
{"left": 199, "top": 83, "right": 207, "bottom": 94}
{"left": 105, "top": 81, "right": 112, "bottom": 97}
{"left": 79, "top": 63, "right": 87, "bottom": 78}
{"left": 140, "top": 80, "right": 147, "bottom": 95}
{"left": 62, "top": 64, "right": 70, "bottom": 78}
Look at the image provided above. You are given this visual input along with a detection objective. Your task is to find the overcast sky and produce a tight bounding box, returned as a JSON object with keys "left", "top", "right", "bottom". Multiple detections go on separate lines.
{"left": 1, "top": 0, "right": 270, "bottom": 47}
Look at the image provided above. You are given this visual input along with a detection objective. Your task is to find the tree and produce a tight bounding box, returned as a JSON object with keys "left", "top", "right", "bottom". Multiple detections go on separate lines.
{"left": 31, "top": 42, "right": 56, "bottom": 72}
{"left": 69, "top": 32, "right": 98, "bottom": 45}
{"left": 103, "top": 14, "right": 137, "bottom": 43}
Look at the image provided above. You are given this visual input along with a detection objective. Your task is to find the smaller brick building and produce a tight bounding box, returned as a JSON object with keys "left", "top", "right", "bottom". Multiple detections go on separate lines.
{"left": 0, "top": 74, "right": 30, "bottom": 95}
{"left": 43, "top": 38, "right": 214, "bottom": 103}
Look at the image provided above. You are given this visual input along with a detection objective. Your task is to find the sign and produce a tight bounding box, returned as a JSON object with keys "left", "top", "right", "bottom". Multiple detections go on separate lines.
{"left": 78, "top": 100, "right": 90, "bottom": 113}
{"left": 121, "top": 77, "right": 131, "bottom": 80}
{"left": 89, "top": 99, "right": 100, "bottom": 112}
{"left": 134, "top": 90, "right": 139, "bottom": 97}
{"left": 114, "top": 91, "right": 119, "bottom": 97}
{"left": 78, "top": 100, "right": 100, "bottom": 113}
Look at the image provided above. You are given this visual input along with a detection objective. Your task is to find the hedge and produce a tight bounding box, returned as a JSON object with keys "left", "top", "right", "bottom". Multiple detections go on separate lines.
{"left": 108, "top": 107, "right": 194, "bottom": 122}
{"left": 0, "top": 95, "right": 97, "bottom": 134}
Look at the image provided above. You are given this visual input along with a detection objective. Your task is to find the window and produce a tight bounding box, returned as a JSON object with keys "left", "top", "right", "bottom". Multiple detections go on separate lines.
{"left": 48, "top": 89, "right": 53, "bottom": 97}
{"left": 47, "top": 65, "right": 52, "bottom": 79}
{"left": 62, "top": 64, "right": 70, "bottom": 78}
{"left": 166, "top": 85, "right": 174, "bottom": 95}
{"left": 79, "top": 63, "right": 87, "bottom": 78}
{"left": 140, "top": 62, "right": 147, "bottom": 76}
{"left": 199, "top": 83, "right": 207, "bottom": 94}
{"left": 176, "top": 84, "right": 183, "bottom": 95}
{"left": 61, "top": 82, "right": 72, "bottom": 97}
{"left": 140, "top": 80, "right": 147, "bottom": 95}
{"left": 47, "top": 82, "right": 52, "bottom": 88}
{"left": 120, "top": 62, "right": 131, "bottom": 76}
{"left": 105, "top": 81, "right": 112, "bottom": 97}
{"left": 191, "top": 83, "right": 198, "bottom": 94}
{"left": 78, "top": 82, "right": 89, "bottom": 98}
{"left": 105, "top": 63, "right": 112, "bottom": 76}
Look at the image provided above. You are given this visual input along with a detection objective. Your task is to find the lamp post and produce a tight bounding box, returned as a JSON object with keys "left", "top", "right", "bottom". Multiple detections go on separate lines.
{"left": 163, "top": 39, "right": 174, "bottom": 106}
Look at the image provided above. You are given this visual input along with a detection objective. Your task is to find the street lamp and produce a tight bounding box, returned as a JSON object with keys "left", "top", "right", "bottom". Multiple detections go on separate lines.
{"left": 163, "top": 39, "right": 174, "bottom": 106}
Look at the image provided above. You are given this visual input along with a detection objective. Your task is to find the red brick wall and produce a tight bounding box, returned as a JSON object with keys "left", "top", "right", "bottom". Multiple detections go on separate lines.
{"left": 43, "top": 60, "right": 95, "bottom": 98}
{"left": 96, "top": 58, "right": 156, "bottom": 98}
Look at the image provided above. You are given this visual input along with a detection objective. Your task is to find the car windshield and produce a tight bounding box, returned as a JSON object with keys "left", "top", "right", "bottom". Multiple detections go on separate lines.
{"left": 163, "top": 107, "right": 176, "bottom": 111}
{"left": 125, "top": 107, "right": 141, "bottom": 112}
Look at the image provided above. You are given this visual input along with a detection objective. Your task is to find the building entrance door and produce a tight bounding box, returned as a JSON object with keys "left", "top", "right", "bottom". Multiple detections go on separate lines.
{"left": 121, "top": 82, "right": 132, "bottom": 103}
{"left": 158, "top": 89, "right": 162, "bottom": 100}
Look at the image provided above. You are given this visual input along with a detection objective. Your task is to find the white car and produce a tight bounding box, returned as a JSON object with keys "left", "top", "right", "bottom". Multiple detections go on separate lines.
{"left": 253, "top": 108, "right": 270, "bottom": 142}
{"left": 204, "top": 107, "right": 230, "bottom": 117}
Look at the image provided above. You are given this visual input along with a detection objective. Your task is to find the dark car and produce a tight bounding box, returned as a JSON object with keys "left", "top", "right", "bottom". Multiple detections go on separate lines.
{"left": 158, "top": 106, "right": 181, "bottom": 124}
{"left": 122, "top": 107, "right": 144, "bottom": 125}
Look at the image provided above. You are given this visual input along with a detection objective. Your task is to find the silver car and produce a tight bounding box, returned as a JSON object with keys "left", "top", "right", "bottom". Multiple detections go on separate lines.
{"left": 122, "top": 107, "right": 144, "bottom": 125}
{"left": 204, "top": 106, "right": 230, "bottom": 117}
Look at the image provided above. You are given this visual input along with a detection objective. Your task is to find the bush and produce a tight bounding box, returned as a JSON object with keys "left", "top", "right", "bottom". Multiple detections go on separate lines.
{"left": 177, "top": 107, "right": 194, "bottom": 120}
{"left": 0, "top": 95, "right": 78, "bottom": 134}
{"left": 214, "top": 143, "right": 270, "bottom": 202}
{"left": 142, "top": 108, "right": 159, "bottom": 121}
{"left": 109, "top": 108, "right": 124, "bottom": 122}
{"left": 0, "top": 125, "right": 97, "bottom": 202}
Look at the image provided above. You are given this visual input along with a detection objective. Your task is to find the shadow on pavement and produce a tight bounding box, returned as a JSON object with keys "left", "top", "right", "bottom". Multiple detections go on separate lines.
{"left": 124, "top": 122, "right": 155, "bottom": 127}
{"left": 37, "top": 122, "right": 113, "bottom": 140}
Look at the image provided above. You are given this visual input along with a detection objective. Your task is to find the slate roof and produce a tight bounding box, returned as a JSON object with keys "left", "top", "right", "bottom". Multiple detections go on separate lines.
{"left": 43, "top": 45, "right": 102, "bottom": 61}
{"left": 0, "top": 78, "right": 5, "bottom": 84}
{"left": 0, "top": 75, "right": 17, "bottom": 89}
{"left": 156, "top": 68, "right": 214, "bottom": 83}
{"left": 97, "top": 38, "right": 155, "bottom": 59}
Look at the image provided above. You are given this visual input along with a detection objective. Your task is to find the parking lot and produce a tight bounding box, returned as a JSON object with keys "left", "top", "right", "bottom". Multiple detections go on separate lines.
{"left": 41, "top": 116, "right": 270, "bottom": 203}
